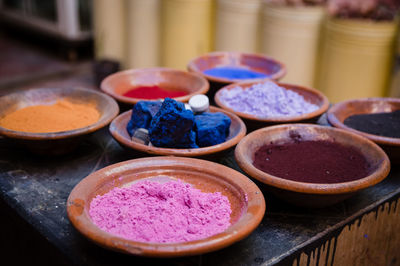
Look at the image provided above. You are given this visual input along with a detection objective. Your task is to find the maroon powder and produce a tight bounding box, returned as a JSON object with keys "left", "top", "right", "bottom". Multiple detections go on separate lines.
{"left": 123, "top": 85, "right": 188, "bottom": 99}
{"left": 253, "top": 140, "right": 371, "bottom": 184}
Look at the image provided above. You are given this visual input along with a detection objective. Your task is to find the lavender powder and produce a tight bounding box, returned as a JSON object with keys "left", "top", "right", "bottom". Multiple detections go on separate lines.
{"left": 219, "top": 81, "right": 319, "bottom": 118}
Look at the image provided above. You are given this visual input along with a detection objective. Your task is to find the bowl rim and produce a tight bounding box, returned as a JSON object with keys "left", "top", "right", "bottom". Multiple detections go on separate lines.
{"left": 100, "top": 67, "right": 210, "bottom": 105}
{"left": 327, "top": 97, "right": 400, "bottom": 147}
{"left": 187, "top": 51, "right": 287, "bottom": 84}
{"left": 0, "top": 87, "right": 119, "bottom": 140}
{"left": 235, "top": 123, "right": 391, "bottom": 195}
{"left": 67, "top": 156, "right": 266, "bottom": 257}
{"left": 109, "top": 105, "right": 247, "bottom": 157}
{"left": 214, "top": 80, "right": 330, "bottom": 123}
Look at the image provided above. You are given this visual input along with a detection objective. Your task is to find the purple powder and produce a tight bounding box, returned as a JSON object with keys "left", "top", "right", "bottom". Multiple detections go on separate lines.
{"left": 89, "top": 179, "right": 232, "bottom": 243}
{"left": 219, "top": 81, "right": 319, "bottom": 118}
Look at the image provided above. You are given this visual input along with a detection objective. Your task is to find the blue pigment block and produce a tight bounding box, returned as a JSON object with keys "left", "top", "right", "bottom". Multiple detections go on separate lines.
{"left": 149, "top": 98, "right": 198, "bottom": 148}
{"left": 127, "top": 101, "right": 162, "bottom": 137}
{"left": 194, "top": 112, "right": 231, "bottom": 147}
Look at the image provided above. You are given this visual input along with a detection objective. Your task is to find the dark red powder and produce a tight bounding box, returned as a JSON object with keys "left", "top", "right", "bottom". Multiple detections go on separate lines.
{"left": 253, "top": 140, "right": 371, "bottom": 184}
{"left": 123, "top": 85, "right": 188, "bottom": 99}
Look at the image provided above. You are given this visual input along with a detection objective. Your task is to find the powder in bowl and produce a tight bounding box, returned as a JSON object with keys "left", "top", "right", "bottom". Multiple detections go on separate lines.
{"left": 219, "top": 81, "right": 319, "bottom": 118}
{"left": 253, "top": 137, "right": 371, "bottom": 184}
{"left": 0, "top": 99, "right": 100, "bottom": 133}
{"left": 89, "top": 179, "right": 232, "bottom": 243}
{"left": 203, "top": 66, "right": 268, "bottom": 80}
{"left": 343, "top": 110, "right": 400, "bottom": 138}
{"left": 123, "top": 85, "right": 188, "bottom": 99}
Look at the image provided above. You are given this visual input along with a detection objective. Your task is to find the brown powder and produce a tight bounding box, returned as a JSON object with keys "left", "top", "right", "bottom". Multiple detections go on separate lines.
{"left": 0, "top": 99, "right": 100, "bottom": 133}
{"left": 253, "top": 140, "right": 371, "bottom": 184}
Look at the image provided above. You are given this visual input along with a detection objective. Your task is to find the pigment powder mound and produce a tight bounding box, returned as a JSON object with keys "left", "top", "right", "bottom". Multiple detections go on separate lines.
{"left": 0, "top": 100, "right": 100, "bottom": 133}
{"left": 89, "top": 179, "right": 232, "bottom": 243}
{"left": 203, "top": 66, "right": 268, "bottom": 80}
{"left": 219, "top": 81, "right": 319, "bottom": 118}
{"left": 343, "top": 110, "right": 400, "bottom": 138}
{"left": 122, "top": 85, "right": 188, "bottom": 99}
{"left": 253, "top": 139, "right": 371, "bottom": 184}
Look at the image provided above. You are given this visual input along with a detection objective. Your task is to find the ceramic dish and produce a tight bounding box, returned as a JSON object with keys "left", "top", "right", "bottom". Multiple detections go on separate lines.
{"left": 0, "top": 87, "right": 119, "bottom": 155}
{"left": 214, "top": 81, "right": 329, "bottom": 131}
{"left": 67, "top": 156, "right": 266, "bottom": 257}
{"left": 235, "top": 124, "right": 390, "bottom": 208}
{"left": 327, "top": 98, "right": 400, "bottom": 163}
{"left": 187, "top": 51, "right": 286, "bottom": 84}
{"left": 100, "top": 67, "right": 209, "bottom": 106}
{"left": 187, "top": 52, "right": 286, "bottom": 103}
{"left": 109, "top": 106, "right": 246, "bottom": 158}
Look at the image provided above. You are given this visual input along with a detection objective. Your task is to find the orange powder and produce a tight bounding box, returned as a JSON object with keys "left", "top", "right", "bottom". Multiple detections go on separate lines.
{"left": 0, "top": 99, "right": 100, "bottom": 133}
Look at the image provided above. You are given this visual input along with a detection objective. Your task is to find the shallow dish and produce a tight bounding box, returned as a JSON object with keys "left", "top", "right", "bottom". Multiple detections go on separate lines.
{"left": 235, "top": 124, "right": 390, "bottom": 208}
{"left": 109, "top": 106, "right": 246, "bottom": 158}
{"left": 187, "top": 52, "right": 286, "bottom": 102}
{"left": 215, "top": 81, "right": 329, "bottom": 131}
{"left": 67, "top": 156, "right": 265, "bottom": 257}
{"left": 327, "top": 98, "right": 400, "bottom": 163}
{"left": 187, "top": 51, "right": 286, "bottom": 84}
{"left": 0, "top": 87, "right": 119, "bottom": 155}
{"left": 100, "top": 67, "right": 209, "bottom": 106}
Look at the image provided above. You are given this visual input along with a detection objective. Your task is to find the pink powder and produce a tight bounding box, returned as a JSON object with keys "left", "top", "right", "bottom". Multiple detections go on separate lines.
{"left": 89, "top": 179, "right": 232, "bottom": 243}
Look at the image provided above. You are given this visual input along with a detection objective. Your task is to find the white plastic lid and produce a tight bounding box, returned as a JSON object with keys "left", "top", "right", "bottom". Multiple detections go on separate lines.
{"left": 189, "top": 94, "right": 209, "bottom": 113}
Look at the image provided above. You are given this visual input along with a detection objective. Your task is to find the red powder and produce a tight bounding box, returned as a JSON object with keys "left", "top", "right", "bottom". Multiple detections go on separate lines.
{"left": 123, "top": 85, "right": 188, "bottom": 99}
{"left": 253, "top": 139, "right": 371, "bottom": 184}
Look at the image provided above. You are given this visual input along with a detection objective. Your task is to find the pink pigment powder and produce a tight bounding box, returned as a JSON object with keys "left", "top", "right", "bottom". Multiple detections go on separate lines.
{"left": 89, "top": 179, "right": 232, "bottom": 243}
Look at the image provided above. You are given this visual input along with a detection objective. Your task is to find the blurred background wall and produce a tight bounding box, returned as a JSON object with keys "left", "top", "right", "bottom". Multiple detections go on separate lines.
{"left": 0, "top": 0, "right": 399, "bottom": 102}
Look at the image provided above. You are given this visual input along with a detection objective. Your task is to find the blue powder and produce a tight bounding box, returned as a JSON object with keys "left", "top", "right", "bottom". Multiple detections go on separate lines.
{"left": 149, "top": 98, "right": 198, "bottom": 148}
{"left": 203, "top": 66, "right": 268, "bottom": 80}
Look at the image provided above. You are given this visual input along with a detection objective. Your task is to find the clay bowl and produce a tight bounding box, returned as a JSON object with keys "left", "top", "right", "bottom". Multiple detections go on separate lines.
{"left": 327, "top": 98, "right": 400, "bottom": 163}
{"left": 109, "top": 106, "right": 246, "bottom": 160}
{"left": 0, "top": 87, "right": 119, "bottom": 155}
{"left": 235, "top": 124, "right": 390, "bottom": 208}
{"left": 100, "top": 67, "right": 209, "bottom": 108}
{"left": 187, "top": 51, "right": 286, "bottom": 102}
{"left": 67, "top": 156, "right": 265, "bottom": 257}
{"left": 215, "top": 81, "right": 329, "bottom": 132}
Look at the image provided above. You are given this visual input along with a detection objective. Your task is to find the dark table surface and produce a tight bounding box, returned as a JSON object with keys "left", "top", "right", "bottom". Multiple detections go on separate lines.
{"left": 0, "top": 125, "right": 399, "bottom": 266}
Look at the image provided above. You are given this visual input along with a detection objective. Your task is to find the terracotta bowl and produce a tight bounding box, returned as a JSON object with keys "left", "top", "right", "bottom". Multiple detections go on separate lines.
{"left": 187, "top": 51, "right": 286, "bottom": 103}
{"left": 100, "top": 67, "right": 209, "bottom": 107}
{"left": 187, "top": 51, "right": 286, "bottom": 84}
{"left": 67, "top": 156, "right": 266, "bottom": 257}
{"left": 0, "top": 87, "right": 119, "bottom": 155}
{"left": 235, "top": 124, "right": 390, "bottom": 208}
{"left": 327, "top": 98, "right": 400, "bottom": 163}
{"left": 109, "top": 106, "right": 246, "bottom": 159}
{"left": 215, "top": 81, "right": 329, "bottom": 131}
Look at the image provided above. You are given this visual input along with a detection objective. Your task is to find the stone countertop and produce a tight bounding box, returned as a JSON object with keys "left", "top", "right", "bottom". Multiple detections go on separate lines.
{"left": 0, "top": 127, "right": 399, "bottom": 266}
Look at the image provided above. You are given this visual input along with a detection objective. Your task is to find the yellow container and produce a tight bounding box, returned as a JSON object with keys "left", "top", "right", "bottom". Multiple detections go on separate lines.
{"left": 260, "top": 4, "right": 325, "bottom": 87}
{"left": 388, "top": 33, "right": 400, "bottom": 97}
{"left": 93, "top": 0, "right": 126, "bottom": 67}
{"left": 389, "top": 66, "right": 400, "bottom": 98}
{"left": 125, "top": 0, "right": 161, "bottom": 69}
{"left": 161, "top": 0, "right": 214, "bottom": 69}
{"left": 215, "top": 0, "right": 261, "bottom": 53}
{"left": 316, "top": 18, "right": 398, "bottom": 103}
{"left": 396, "top": 31, "right": 400, "bottom": 56}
